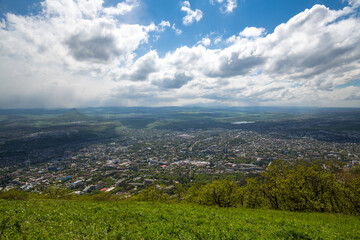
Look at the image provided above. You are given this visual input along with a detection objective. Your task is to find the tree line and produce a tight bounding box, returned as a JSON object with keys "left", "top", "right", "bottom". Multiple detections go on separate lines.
{"left": 134, "top": 160, "right": 360, "bottom": 214}
{"left": 1, "top": 160, "right": 359, "bottom": 215}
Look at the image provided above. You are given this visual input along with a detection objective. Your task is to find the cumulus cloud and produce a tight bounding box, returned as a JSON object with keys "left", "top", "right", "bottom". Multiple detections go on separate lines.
{"left": 158, "top": 20, "right": 170, "bottom": 32}
{"left": 214, "top": 36, "right": 222, "bottom": 45}
{"left": 66, "top": 33, "right": 120, "bottom": 63}
{"left": 172, "top": 24, "right": 182, "bottom": 35}
{"left": 226, "top": 35, "right": 236, "bottom": 43}
{"left": 198, "top": 37, "right": 211, "bottom": 46}
{"left": 113, "top": 51, "right": 159, "bottom": 81}
{"left": 0, "top": 0, "right": 161, "bottom": 107}
{"left": 263, "top": 5, "right": 360, "bottom": 83}
{"left": 153, "top": 72, "right": 193, "bottom": 89}
{"left": 0, "top": 19, "right": 5, "bottom": 28}
{"left": 0, "top": 0, "right": 156, "bottom": 72}
{"left": 211, "top": 0, "right": 237, "bottom": 13}
{"left": 206, "top": 54, "right": 266, "bottom": 78}
{"left": 165, "top": 4, "right": 360, "bottom": 106}
{"left": 240, "top": 27, "right": 266, "bottom": 38}
{"left": 1, "top": 1, "right": 360, "bottom": 108}
{"left": 181, "top": 1, "right": 203, "bottom": 25}
{"left": 102, "top": 0, "right": 138, "bottom": 16}
{"left": 346, "top": 0, "right": 360, "bottom": 7}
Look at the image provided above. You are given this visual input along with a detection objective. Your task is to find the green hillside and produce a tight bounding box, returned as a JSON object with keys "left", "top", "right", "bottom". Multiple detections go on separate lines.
{"left": 56, "top": 109, "right": 92, "bottom": 122}
{"left": 1, "top": 200, "right": 359, "bottom": 239}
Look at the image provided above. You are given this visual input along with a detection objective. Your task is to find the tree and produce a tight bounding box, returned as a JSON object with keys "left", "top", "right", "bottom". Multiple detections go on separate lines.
{"left": 133, "top": 185, "right": 169, "bottom": 202}
{"left": 197, "top": 178, "right": 241, "bottom": 207}
{"left": 261, "top": 160, "right": 289, "bottom": 209}
{"left": 341, "top": 166, "right": 360, "bottom": 214}
{"left": 261, "top": 160, "right": 348, "bottom": 213}
{"left": 243, "top": 178, "right": 264, "bottom": 208}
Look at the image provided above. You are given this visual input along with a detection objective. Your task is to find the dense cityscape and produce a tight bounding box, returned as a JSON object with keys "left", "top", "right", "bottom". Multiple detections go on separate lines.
{"left": 2, "top": 126, "right": 359, "bottom": 196}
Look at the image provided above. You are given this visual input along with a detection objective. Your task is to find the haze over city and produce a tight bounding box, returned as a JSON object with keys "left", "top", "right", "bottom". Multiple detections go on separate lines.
{"left": 0, "top": 0, "right": 360, "bottom": 108}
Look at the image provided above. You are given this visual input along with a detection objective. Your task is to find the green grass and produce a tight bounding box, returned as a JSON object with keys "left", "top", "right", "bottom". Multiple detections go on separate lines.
{"left": 1, "top": 200, "right": 359, "bottom": 239}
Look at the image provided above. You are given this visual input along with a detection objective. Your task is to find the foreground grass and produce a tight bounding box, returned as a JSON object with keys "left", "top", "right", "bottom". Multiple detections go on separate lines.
{"left": 1, "top": 200, "right": 359, "bottom": 239}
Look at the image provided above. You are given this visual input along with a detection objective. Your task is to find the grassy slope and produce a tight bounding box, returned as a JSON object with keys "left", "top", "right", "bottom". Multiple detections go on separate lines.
{"left": 1, "top": 200, "right": 359, "bottom": 239}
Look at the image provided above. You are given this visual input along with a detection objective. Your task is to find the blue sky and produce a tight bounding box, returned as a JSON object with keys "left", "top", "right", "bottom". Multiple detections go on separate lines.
{"left": 0, "top": 0, "right": 359, "bottom": 108}
{"left": 1, "top": 0, "right": 348, "bottom": 55}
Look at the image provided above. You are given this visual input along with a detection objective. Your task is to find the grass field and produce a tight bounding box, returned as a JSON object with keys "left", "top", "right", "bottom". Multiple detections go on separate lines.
{"left": 1, "top": 200, "right": 359, "bottom": 239}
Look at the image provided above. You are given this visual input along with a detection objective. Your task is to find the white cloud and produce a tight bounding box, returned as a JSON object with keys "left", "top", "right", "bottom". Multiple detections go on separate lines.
{"left": 138, "top": 3, "right": 360, "bottom": 107}
{"left": 172, "top": 24, "right": 182, "bottom": 35}
{"left": 0, "top": 0, "right": 161, "bottom": 108}
{"left": 226, "top": 35, "right": 236, "bottom": 43}
{"left": 240, "top": 27, "right": 266, "bottom": 38}
{"left": 159, "top": 20, "right": 170, "bottom": 28}
{"left": 214, "top": 36, "right": 222, "bottom": 44}
{"left": 0, "top": 0, "right": 154, "bottom": 71}
{"left": 181, "top": 1, "right": 203, "bottom": 25}
{"left": 0, "top": 19, "right": 5, "bottom": 28}
{"left": 103, "top": 0, "right": 138, "bottom": 16}
{"left": 1, "top": 1, "right": 360, "bottom": 108}
{"left": 112, "top": 51, "right": 159, "bottom": 81}
{"left": 211, "top": 0, "right": 237, "bottom": 13}
{"left": 198, "top": 37, "right": 211, "bottom": 46}
{"left": 158, "top": 20, "right": 170, "bottom": 32}
{"left": 152, "top": 72, "right": 193, "bottom": 89}
{"left": 346, "top": 0, "right": 360, "bottom": 7}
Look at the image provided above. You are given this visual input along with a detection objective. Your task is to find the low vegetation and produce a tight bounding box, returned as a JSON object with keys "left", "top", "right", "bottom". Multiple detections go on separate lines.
{"left": 134, "top": 160, "right": 360, "bottom": 215}
{"left": 1, "top": 200, "right": 360, "bottom": 239}
{"left": 1, "top": 161, "right": 360, "bottom": 239}
{"left": 2, "top": 160, "right": 360, "bottom": 215}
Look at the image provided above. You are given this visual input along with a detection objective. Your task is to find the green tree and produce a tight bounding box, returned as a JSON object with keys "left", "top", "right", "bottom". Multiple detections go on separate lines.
{"left": 243, "top": 178, "right": 264, "bottom": 208}
{"left": 133, "top": 185, "right": 169, "bottom": 202}
{"left": 183, "top": 183, "right": 203, "bottom": 204}
{"left": 261, "top": 160, "right": 348, "bottom": 213}
{"left": 341, "top": 166, "right": 360, "bottom": 214}
{"left": 197, "top": 178, "right": 241, "bottom": 207}
{"left": 261, "top": 160, "right": 289, "bottom": 209}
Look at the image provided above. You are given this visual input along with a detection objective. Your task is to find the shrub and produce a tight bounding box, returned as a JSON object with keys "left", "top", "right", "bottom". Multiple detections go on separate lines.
{"left": 243, "top": 178, "right": 264, "bottom": 208}
{"left": 0, "top": 190, "right": 30, "bottom": 200}
{"left": 132, "top": 185, "right": 169, "bottom": 202}
{"left": 90, "top": 192, "right": 120, "bottom": 201}
{"left": 197, "top": 178, "right": 241, "bottom": 207}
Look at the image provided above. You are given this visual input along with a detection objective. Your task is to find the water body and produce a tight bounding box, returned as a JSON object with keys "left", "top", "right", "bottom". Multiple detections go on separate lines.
{"left": 232, "top": 121, "right": 255, "bottom": 125}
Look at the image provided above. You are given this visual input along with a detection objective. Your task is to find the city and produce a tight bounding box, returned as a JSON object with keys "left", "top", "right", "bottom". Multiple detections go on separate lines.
{"left": 2, "top": 124, "right": 359, "bottom": 197}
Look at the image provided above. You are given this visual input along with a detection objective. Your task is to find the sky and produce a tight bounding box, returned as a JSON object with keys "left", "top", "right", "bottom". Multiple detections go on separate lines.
{"left": 0, "top": 0, "right": 359, "bottom": 109}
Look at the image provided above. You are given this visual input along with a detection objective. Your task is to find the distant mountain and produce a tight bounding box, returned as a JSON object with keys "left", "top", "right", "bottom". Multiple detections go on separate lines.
{"left": 57, "top": 109, "right": 91, "bottom": 122}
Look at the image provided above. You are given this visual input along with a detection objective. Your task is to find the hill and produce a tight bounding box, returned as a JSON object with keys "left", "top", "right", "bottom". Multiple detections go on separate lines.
{"left": 57, "top": 109, "right": 91, "bottom": 122}
{"left": 1, "top": 200, "right": 359, "bottom": 239}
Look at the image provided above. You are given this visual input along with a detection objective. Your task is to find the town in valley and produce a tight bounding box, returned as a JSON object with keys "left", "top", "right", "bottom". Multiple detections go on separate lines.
{"left": 1, "top": 107, "right": 359, "bottom": 196}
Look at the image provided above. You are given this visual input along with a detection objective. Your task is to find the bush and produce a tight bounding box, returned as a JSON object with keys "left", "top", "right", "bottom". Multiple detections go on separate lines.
{"left": 0, "top": 190, "right": 30, "bottom": 200}
{"left": 197, "top": 178, "right": 241, "bottom": 207}
{"left": 341, "top": 168, "right": 360, "bottom": 214}
{"left": 132, "top": 185, "right": 169, "bottom": 202}
{"left": 44, "top": 187, "right": 72, "bottom": 199}
{"left": 261, "top": 160, "right": 360, "bottom": 214}
{"left": 243, "top": 178, "right": 264, "bottom": 208}
{"left": 90, "top": 192, "right": 120, "bottom": 201}
{"left": 183, "top": 183, "right": 204, "bottom": 204}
